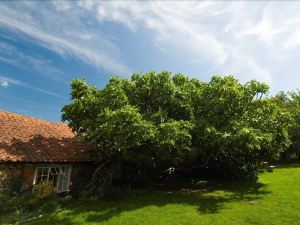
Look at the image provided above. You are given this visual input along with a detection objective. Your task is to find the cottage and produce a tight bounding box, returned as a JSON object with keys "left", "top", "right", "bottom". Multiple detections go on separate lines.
{"left": 0, "top": 110, "right": 96, "bottom": 193}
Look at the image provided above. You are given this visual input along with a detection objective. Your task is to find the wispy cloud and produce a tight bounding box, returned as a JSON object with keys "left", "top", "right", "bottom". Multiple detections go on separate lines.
{"left": 80, "top": 1, "right": 300, "bottom": 92}
{"left": 1, "top": 1, "right": 300, "bottom": 94}
{"left": 0, "top": 3, "right": 131, "bottom": 75}
{"left": 0, "top": 80, "right": 8, "bottom": 87}
{"left": 0, "top": 42, "right": 68, "bottom": 83}
{"left": 89, "top": 1, "right": 228, "bottom": 68}
{"left": 0, "top": 94, "right": 57, "bottom": 111}
{"left": 84, "top": 2, "right": 270, "bottom": 80}
{"left": 0, "top": 75, "right": 65, "bottom": 99}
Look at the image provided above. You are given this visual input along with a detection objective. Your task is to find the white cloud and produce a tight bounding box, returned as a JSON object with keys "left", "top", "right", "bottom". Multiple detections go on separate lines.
{"left": 93, "top": 2, "right": 228, "bottom": 68}
{"left": 0, "top": 75, "right": 65, "bottom": 99}
{"left": 0, "top": 3, "right": 131, "bottom": 75}
{"left": 52, "top": 1, "right": 71, "bottom": 11}
{"left": 1, "top": 1, "right": 300, "bottom": 94}
{"left": 0, "top": 42, "right": 68, "bottom": 83}
{"left": 0, "top": 80, "right": 8, "bottom": 87}
{"left": 85, "top": 1, "right": 300, "bottom": 93}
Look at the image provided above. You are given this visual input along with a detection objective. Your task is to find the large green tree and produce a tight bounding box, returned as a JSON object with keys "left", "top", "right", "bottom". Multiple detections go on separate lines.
{"left": 192, "top": 77, "right": 290, "bottom": 179}
{"left": 62, "top": 72, "right": 290, "bottom": 196}
{"left": 273, "top": 91, "right": 300, "bottom": 159}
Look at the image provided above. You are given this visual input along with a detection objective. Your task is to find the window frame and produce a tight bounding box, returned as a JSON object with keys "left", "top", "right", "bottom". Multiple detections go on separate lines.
{"left": 33, "top": 165, "right": 72, "bottom": 193}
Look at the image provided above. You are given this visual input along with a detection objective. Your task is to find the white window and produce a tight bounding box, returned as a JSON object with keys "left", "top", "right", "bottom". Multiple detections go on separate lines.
{"left": 33, "top": 165, "right": 72, "bottom": 193}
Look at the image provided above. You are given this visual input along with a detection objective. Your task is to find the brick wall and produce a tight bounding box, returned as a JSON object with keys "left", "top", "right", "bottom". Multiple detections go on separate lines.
{"left": 0, "top": 162, "right": 98, "bottom": 194}
{"left": 0, "top": 163, "right": 24, "bottom": 199}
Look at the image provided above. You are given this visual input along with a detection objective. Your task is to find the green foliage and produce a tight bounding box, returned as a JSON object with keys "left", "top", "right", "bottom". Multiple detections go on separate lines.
{"left": 30, "top": 181, "right": 57, "bottom": 205}
{"left": 62, "top": 72, "right": 291, "bottom": 187}
{"left": 1, "top": 192, "right": 68, "bottom": 225}
{"left": 0, "top": 171, "right": 23, "bottom": 207}
{"left": 287, "top": 91, "right": 300, "bottom": 155}
{"left": 191, "top": 76, "right": 290, "bottom": 179}
{"left": 272, "top": 90, "right": 300, "bottom": 159}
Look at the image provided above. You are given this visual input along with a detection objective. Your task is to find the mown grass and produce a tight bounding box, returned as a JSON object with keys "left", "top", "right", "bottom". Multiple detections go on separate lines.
{"left": 6, "top": 164, "right": 300, "bottom": 225}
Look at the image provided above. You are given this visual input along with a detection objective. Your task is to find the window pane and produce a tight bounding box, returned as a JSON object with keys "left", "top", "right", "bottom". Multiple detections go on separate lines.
{"left": 35, "top": 166, "right": 71, "bottom": 192}
{"left": 36, "top": 172, "right": 48, "bottom": 185}
{"left": 49, "top": 174, "right": 58, "bottom": 187}
{"left": 60, "top": 167, "right": 65, "bottom": 174}
{"left": 37, "top": 168, "right": 43, "bottom": 176}
{"left": 42, "top": 168, "right": 49, "bottom": 176}
{"left": 57, "top": 166, "right": 71, "bottom": 192}
{"left": 50, "top": 167, "right": 58, "bottom": 175}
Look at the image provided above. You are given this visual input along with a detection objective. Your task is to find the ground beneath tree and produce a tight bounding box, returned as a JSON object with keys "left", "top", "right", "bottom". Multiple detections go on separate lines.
{"left": 12, "top": 164, "right": 300, "bottom": 225}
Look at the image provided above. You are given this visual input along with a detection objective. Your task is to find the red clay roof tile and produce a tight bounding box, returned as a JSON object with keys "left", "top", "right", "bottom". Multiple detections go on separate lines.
{"left": 0, "top": 110, "right": 92, "bottom": 163}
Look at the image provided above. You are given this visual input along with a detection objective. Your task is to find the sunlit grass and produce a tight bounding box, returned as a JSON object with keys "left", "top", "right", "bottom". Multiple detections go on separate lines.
{"left": 17, "top": 164, "right": 300, "bottom": 225}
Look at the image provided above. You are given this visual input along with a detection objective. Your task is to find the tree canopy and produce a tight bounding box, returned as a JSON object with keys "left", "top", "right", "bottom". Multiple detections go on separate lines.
{"left": 272, "top": 91, "right": 300, "bottom": 159}
{"left": 62, "top": 71, "right": 291, "bottom": 196}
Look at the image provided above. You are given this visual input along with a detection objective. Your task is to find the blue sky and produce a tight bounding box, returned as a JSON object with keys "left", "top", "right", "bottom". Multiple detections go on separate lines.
{"left": 1, "top": 1, "right": 300, "bottom": 122}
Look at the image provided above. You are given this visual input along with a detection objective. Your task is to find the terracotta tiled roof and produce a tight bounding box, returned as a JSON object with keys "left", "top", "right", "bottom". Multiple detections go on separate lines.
{"left": 0, "top": 110, "right": 92, "bottom": 163}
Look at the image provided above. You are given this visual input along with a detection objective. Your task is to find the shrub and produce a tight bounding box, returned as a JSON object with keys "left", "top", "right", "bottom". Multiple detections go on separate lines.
{"left": 30, "top": 181, "right": 57, "bottom": 205}
{"left": 0, "top": 170, "right": 23, "bottom": 208}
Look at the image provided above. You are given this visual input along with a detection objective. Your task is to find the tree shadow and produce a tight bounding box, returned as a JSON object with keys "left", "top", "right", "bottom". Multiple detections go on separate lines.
{"left": 274, "top": 162, "right": 300, "bottom": 169}
{"left": 27, "top": 180, "right": 270, "bottom": 225}
{"left": 1, "top": 136, "right": 272, "bottom": 224}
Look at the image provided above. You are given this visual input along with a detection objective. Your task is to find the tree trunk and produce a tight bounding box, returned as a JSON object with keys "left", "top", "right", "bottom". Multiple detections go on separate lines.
{"left": 91, "top": 160, "right": 119, "bottom": 199}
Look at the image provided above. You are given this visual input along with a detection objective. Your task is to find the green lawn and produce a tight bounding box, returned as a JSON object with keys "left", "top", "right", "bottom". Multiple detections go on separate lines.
{"left": 19, "top": 164, "right": 300, "bottom": 224}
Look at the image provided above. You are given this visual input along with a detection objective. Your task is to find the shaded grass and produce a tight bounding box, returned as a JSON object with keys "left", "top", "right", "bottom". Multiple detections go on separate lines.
{"left": 16, "top": 164, "right": 300, "bottom": 224}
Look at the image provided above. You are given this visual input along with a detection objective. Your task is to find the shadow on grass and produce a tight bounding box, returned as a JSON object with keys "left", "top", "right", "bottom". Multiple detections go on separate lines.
{"left": 27, "top": 180, "right": 270, "bottom": 225}
{"left": 1, "top": 135, "right": 271, "bottom": 224}
{"left": 274, "top": 161, "right": 300, "bottom": 169}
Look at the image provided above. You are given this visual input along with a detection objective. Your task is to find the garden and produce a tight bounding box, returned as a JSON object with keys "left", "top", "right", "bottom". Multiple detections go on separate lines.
{"left": 1, "top": 164, "right": 300, "bottom": 225}
{"left": 2, "top": 71, "right": 300, "bottom": 224}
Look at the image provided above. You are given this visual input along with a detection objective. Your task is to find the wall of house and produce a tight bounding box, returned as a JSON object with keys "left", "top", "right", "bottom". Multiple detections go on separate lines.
{"left": 69, "top": 163, "right": 98, "bottom": 194}
{"left": 0, "top": 163, "right": 23, "bottom": 179}
{"left": 22, "top": 164, "right": 36, "bottom": 189}
{"left": 24, "top": 163, "right": 97, "bottom": 193}
{"left": 0, "top": 162, "right": 98, "bottom": 194}
{"left": 0, "top": 163, "right": 25, "bottom": 197}
{"left": 0, "top": 163, "right": 35, "bottom": 191}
